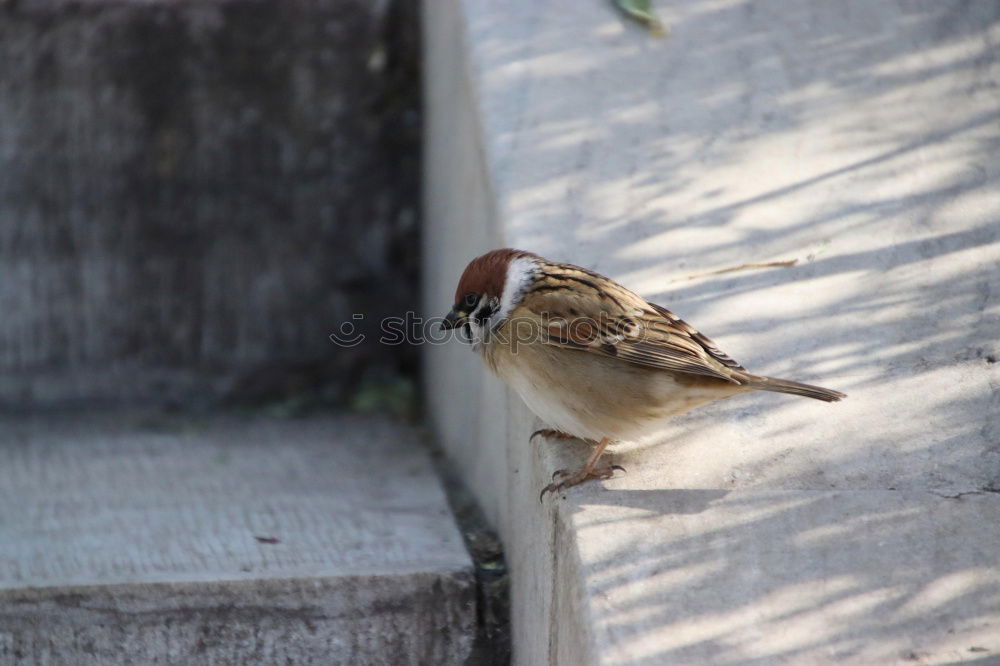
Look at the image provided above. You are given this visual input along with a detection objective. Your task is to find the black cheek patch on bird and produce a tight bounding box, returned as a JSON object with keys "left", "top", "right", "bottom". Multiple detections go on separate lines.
{"left": 474, "top": 301, "right": 498, "bottom": 326}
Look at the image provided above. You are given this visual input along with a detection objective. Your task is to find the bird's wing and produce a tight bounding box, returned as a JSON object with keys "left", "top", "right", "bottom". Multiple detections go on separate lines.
{"left": 520, "top": 264, "right": 746, "bottom": 383}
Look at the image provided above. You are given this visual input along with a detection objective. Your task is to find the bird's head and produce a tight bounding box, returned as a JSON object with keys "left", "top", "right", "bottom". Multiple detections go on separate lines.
{"left": 441, "top": 248, "right": 539, "bottom": 342}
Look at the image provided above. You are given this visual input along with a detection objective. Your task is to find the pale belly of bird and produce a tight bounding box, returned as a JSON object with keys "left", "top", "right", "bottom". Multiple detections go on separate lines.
{"left": 480, "top": 333, "right": 745, "bottom": 443}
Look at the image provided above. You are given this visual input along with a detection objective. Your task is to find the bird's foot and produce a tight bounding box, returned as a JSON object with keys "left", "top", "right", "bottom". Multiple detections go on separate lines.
{"left": 539, "top": 464, "right": 626, "bottom": 501}
{"left": 529, "top": 429, "right": 578, "bottom": 443}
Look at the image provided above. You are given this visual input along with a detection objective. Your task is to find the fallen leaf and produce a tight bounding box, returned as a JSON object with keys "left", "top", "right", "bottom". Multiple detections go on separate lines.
{"left": 615, "top": 0, "right": 667, "bottom": 37}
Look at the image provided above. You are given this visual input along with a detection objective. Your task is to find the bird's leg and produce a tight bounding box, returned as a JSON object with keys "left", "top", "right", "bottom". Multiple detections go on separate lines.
{"left": 540, "top": 437, "right": 624, "bottom": 500}
{"left": 529, "top": 428, "right": 577, "bottom": 443}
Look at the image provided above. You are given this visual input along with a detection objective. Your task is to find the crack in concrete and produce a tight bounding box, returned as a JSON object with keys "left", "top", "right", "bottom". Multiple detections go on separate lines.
{"left": 929, "top": 487, "right": 1000, "bottom": 500}
{"left": 424, "top": 436, "right": 510, "bottom": 666}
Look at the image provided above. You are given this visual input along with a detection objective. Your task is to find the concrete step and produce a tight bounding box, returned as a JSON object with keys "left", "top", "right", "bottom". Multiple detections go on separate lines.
{"left": 0, "top": 413, "right": 475, "bottom": 665}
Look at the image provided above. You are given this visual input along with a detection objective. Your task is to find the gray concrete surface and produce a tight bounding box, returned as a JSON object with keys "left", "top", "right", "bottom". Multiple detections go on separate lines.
{"left": 0, "top": 414, "right": 474, "bottom": 664}
{"left": 0, "top": 0, "right": 420, "bottom": 409}
{"left": 423, "top": 0, "right": 1000, "bottom": 663}
{"left": 565, "top": 490, "right": 1000, "bottom": 665}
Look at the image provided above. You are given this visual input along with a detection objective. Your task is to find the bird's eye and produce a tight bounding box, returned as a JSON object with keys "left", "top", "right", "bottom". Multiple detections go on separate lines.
{"left": 463, "top": 293, "right": 478, "bottom": 308}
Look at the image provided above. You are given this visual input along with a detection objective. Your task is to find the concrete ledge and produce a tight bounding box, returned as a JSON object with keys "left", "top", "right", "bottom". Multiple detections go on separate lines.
{"left": 423, "top": 0, "right": 1000, "bottom": 663}
{"left": 558, "top": 489, "right": 1000, "bottom": 664}
{"left": 2, "top": 574, "right": 471, "bottom": 664}
{"left": 0, "top": 414, "right": 474, "bottom": 664}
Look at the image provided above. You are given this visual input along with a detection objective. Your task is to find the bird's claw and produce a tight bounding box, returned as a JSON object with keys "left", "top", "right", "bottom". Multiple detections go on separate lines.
{"left": 551, "top": 464, "right": 626, "bottom": 480}
{"left": 539, "top": 464, "right": 626, "bottom": 502}
{"left": 530, "top": 429, "right": 575, "bottom": 443}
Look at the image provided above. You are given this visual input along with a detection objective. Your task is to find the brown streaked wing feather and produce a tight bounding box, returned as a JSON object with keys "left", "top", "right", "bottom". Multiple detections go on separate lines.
{"left": 646, "top": 302, "right": 746, "bottom": 371}
{"left": 521, "top": 264, "right": 745, "bottom": 384}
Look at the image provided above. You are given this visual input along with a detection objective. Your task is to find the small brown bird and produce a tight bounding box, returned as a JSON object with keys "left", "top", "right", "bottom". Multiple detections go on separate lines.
{"left": 441, "top": 249, "right": 845, "bottom": 499}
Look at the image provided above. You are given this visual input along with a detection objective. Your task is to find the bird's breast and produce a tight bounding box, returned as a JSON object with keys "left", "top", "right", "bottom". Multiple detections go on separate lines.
{"left": 478, "top": 327, "right": 741, "bottom": 442}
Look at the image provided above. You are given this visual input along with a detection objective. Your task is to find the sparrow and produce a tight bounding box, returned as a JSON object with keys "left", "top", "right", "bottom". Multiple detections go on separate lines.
{"left": 441, "top": 249, "right": 845, "bottom": 499}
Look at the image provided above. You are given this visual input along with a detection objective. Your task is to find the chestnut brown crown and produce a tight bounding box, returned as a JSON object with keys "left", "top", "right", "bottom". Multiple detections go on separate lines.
{"left": 442, "top": 248, "right": 535, "bottom": 330}
{"left": 453, "top": 248, "right": 533, "bottom": 305}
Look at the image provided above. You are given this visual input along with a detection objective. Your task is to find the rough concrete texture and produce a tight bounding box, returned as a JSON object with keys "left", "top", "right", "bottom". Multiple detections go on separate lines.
{"left": 423, "top": 0, "right": 1000, "bottom": 663}
{"left": 0, "top": 0, "right": 420, "bottom": 409}
{"left": 0, "top": 414, "right": 474, "bottom": 664}
{"left": 567, "top": 490, "right": 1000, "bottom": 665}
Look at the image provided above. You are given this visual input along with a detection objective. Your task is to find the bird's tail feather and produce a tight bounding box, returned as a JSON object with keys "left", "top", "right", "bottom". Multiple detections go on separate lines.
{"left": 741, "top": 374, "right": 846, "bottom": 402}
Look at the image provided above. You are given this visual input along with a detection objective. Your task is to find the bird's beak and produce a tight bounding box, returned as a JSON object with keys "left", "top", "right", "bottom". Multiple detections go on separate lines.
{"left": 440, "top": 308, "right": 467, "bottom": 331}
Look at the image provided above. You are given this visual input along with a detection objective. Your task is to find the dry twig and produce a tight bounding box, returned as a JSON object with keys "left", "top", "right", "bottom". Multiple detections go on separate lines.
{"left": 672, "top": 259, "right": 798, "bottom": 282}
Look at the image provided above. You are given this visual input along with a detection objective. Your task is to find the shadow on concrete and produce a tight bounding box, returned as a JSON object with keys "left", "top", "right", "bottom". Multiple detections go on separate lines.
{"left": 564, "top": 486, "right": 998, "bottom": 664}
{"left": 468, "top": 0, "right": 1000, "bottom": 661}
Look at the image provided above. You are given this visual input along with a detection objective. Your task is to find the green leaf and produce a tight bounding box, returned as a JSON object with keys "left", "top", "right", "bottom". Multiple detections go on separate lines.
{"left": 615, "top": 0, "right": 667, "bottom": 37}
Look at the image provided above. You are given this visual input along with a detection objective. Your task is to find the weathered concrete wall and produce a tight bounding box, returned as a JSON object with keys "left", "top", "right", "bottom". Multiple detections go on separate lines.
{"left": 424, "top": 0, "right": 1000, "bottom": 663}
{"left": 0, "top": 0, "right": 420, "bottom": 409}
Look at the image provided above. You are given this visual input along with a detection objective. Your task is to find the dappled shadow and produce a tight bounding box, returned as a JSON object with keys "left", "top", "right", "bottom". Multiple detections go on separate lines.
{"left": 460, "top": 0, "right": 1000, "bottom": 661}
{"left": 561, "top": 484, "right": 999, "bottom": 664}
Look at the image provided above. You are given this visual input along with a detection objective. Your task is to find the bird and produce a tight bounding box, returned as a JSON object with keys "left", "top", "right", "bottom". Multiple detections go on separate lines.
{"left": 440, "top": 248, "right": 845, "bottom": 499}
